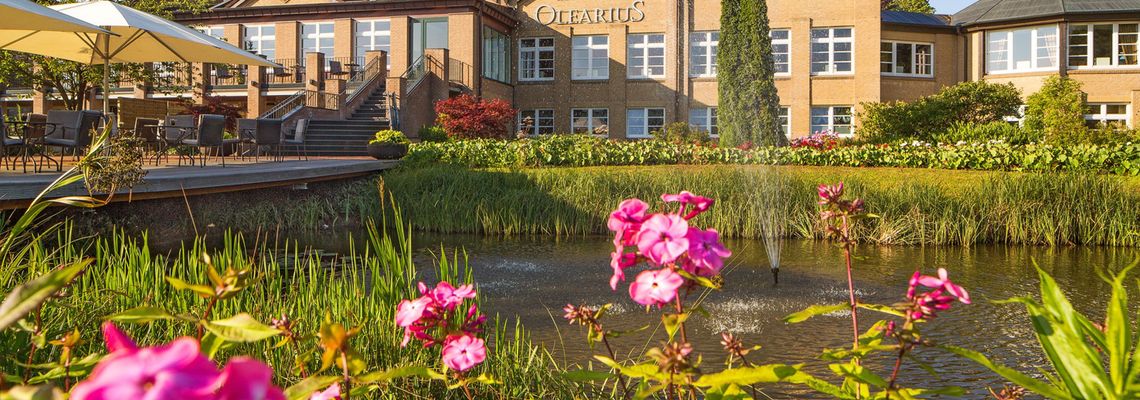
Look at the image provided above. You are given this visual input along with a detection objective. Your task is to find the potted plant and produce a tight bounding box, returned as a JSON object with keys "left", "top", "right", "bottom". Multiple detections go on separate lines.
{"left": 367, "top": 129, "right": 410, "bottom": 160}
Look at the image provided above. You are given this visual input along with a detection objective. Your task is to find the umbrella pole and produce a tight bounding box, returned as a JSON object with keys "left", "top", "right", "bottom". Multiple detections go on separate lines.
{"left": 102, "top": 35, "right": 110, "bottom": 118}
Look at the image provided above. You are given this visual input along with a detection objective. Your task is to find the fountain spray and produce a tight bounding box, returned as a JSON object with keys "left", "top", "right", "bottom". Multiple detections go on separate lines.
{"left": 757, "top": 169, "right": 785, "bottom": 285}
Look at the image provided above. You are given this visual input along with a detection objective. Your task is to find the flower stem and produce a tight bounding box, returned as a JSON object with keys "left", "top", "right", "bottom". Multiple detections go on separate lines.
{"left": 600, "top": 335, "right": 630, "bottom": 400}
{"left": 461, "top": 381, "right": 475, "bottom": 400}
{"left": 22, "top": 307, "right": 42, "bottom": 384}
{"left": 340, "top": 350, "right": 352, "bottom": 400}
{"left": 196, "top": 296, "right": 219, "bottom": 340}
{"left": 842, "top": 216, "right": 859, "bottom": 350}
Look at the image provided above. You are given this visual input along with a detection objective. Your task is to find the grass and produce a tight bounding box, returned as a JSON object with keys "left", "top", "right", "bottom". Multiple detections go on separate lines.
{"left": 380, "top": 164, "right": 1140, "bottom": 247}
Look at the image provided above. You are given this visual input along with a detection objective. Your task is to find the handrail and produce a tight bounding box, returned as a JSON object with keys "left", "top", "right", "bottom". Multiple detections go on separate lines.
{"left": 402, "top": 56, "right": 428, "bottom": 92}
{"left": 346, "top": 57, "right": 384, "bottom": 104}
{"left": 386, "top": 92, "right": 399, "bottom": 131}
{"left": 261, "top": 90, "right": 306, "bottom": 120}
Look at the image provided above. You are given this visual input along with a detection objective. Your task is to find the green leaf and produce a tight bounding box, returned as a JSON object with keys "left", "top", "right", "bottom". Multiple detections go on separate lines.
{"left": 0, "top": 260, "right": 91, "bottom": 331}
{"left": 662, "top": 313, "right": 689, "bottom": 341}
{"left": 1105, "top": 263, "right": 1135, "bottom": 394}
{"left": 694, "top": 364, "right": 803, "bottom": 387}
{"left": 283, "top": 375, "right": 341, "bottom": 400}
{"left": 941, "top": 345, "right": 1072, "bottom": 399}
{"left": 784, "top": 304, "right": 847, "bottom": 324}
{"left": 855, "top": 303, "right": 905, "bottom": 318}
{"left": 704, "top": 383, "right": 751, "bottom": 400}
{"left": 828, "top": 362, "right": 889, "bottom": 388}
{"left": 0, "top": 385, "right": 65, "bottom": 400}
{"left": 203, "top": 314, "right": 281, "bottom": 343}
{"left": 1029, "top": 264, "right": 1111, "bottom": 397}
{"left": 199, "top": 333, "right": 230, "bottom": 359}
{"left": 106, "top": 306, "right": 177, "bottom": 323}
{"left": 357, "top": 365, "right": 445, "bottom": 384}
{"left": 561, "top": 369, "right": 615, "bottom": 382}
{"left": 165, "top": 277, "right": 215, "bottom": 298}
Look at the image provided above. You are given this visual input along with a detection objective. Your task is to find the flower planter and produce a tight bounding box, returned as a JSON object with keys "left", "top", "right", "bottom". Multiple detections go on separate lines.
{"left": 367, "top": 142, "right": 408, "bottom": 160}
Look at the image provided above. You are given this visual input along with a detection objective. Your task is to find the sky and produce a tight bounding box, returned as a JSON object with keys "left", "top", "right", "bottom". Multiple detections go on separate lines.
{"left": 931, "top": 0, "right": 976, "bottom": 14}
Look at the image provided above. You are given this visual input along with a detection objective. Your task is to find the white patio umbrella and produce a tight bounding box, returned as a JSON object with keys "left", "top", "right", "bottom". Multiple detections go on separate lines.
{"left": 0, "top": 0, "right": 111, "bottom": 43}
{"left": 0, "top": 0, "right": 277, "bottom": 116}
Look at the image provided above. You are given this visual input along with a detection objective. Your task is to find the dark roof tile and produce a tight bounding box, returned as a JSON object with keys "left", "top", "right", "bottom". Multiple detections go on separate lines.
{"left": 881, "top": 10, "right": 953, "bottom": 27}
{"left": 953, "top": 0, "right": 1140, "bottom": 26}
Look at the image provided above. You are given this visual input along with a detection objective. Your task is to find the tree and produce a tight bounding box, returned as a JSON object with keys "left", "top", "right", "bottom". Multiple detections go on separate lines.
{"left": 881, "top": 0, "right": 935, "bottom": 14}
{"left": 434, "top": 94, "right": 517, "bottom": 139}
{"left": 1023, "top": 75, "right": 1088, "bottom": 143}
{"left": 0, "top": 0, "right": 214, "bottom": 110}
{"left": 718, "top": 0, "right": 787, "bottom": 147}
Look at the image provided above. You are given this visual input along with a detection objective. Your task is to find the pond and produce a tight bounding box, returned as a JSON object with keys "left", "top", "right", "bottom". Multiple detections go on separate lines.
{"left": 290, "top": 231, "right": 1132, "bottom": 398}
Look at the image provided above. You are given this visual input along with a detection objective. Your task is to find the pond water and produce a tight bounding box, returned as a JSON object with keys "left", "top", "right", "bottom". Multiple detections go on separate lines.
{"left": 292, "top": 231, "right": 1134, "bottom": 398}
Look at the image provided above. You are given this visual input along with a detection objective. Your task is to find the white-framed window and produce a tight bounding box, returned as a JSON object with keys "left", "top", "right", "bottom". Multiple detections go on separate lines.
{"left": 779, "top": 107, "right": 790, "bottom": 137}
{"left": 1084, "top": 103, "right": 1131, "bottom": 128}
{"left": 689, "top": 107, "right": 718, "bottom": 137}
{"left": 986, "top": 25, "right": 1058, "bottom": 74}
{"left": 519, "top": 109, "right": 555, "bottom": 135}
{"left": 519, "top": 38, "right": 555, "bottom": 81}
{"left": 628, "top": 33, "right": 666, "bottom": 79}
{"left": 880, "top": 41, "right": 933, "bottom": 77}
{"left": 627, "top": 108, "right": 665, "bottom": 138}
{"left": 572, "top": 108, "right": 609, "bottom": 135}
{"left": 301, "top": 22, "right": 335, "bottom": 62}
{"left": 811, "top": 106, "right": 853, "bottom": 137}
{"left": 1068, "top": 23, "right": 1140, "bottom": 68}
{"left": 243, "top": 25, "right": 275, "bottom": 60}
{"left": 690, "top": 31, "right": 718, "bottom": 77}
{"left": 199, "top": 26, "right": 225, "bottom": 41}
{"left": 811, "top": 27, "right": 854, "bottom": 75}
{"left": 772, "top": 29, "right": 791, "bottom": 76}
{"left": 354, "top": 19, "right": 391, "bottom": 68}
{"left": 483, "top": 27, "right": 509, "bottom": 82}
{"left": 572, "top": 35, "right": 609, "bottom": 80}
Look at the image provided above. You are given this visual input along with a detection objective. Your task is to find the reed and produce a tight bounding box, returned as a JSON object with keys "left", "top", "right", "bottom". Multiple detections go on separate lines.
{"left": 380, "top": 165, "right": 1140, "bottom": 247}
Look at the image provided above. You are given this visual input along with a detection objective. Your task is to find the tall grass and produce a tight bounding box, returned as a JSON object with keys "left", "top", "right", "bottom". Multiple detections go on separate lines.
{"left": 0, "top": 216, "right": 582, "bottom": 399}
{"left": 381, "top": 165, "right": 1140, "bottom": 247}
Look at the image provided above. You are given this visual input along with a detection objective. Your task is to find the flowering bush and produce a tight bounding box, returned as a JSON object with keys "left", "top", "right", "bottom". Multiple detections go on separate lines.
{"left": 790, "top": 130, "right": 841, "bottom": 150}
{"left": 396, "top": 281, "right": 487, "bottom": 372}
{"left": 434, "top": 94, "right": 517, "bottom": 139}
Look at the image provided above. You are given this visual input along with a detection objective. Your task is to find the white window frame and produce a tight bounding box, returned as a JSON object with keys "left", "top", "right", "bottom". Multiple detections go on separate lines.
{"left": 689, "top": 107, "right": 718, "bottom": 137}
{"left": 301, "top": 22, "right": 335, "bottom": 62}
{"left": 199, "top": 26, "right": 225, "bottom": 41}
{"left": 628, "top": 33, "right": 666, "bottom": 79}
{"left": 986, "top": 25, "right": 1059, "bottom": 74}
{"left": 572, "top": 108, "right": 609, "bottom": 135}
{"left": 243, "top": 24, "right": 275, "bottom": 61}
{"left": 690, "top": 31, "right": 718, "bottom": 77}
{"left": 811, "top": 27, "right": 854, "bottom": 76}
{"left": 519, "top": 109, "right": 555, "bottom": 135}
{"left": 1084, "top": 103, "right": 1131, "bottom": 127}
{"left": 880, "top": 41, "right": 934, "bottom": 77}
{"left": 354, "top": 19, "right": 391, "bottom": 69}
{"left": 779, "top": 107, "right": 791, "bottom": 138}
{"left": 483, "top": 27, "right": 510, "bottom": 82}
{"left": 772, "top": 29, "right": 791, "bottom": 76}
{"left": 811, "top": 106, "right": 854, "bottom": 137}
{"left": 1068, "top": 22, "right": 1140, "bottom": 69}
{"left": 626, "top": 107, "right": 665, "bottom": 139}
{"left": 572, "top": 35, "right": 609, "bottom": 80}
{"left": 519, "top": 37, "right": 555, "bottom": 82}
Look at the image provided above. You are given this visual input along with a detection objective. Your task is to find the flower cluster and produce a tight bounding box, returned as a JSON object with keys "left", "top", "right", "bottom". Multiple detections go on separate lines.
{"left": 71, "top": 322, "right": 284, "bottom": 400}
{"left": 607, "top": 192, "right": 732, "bottom": 307}
{"left": 906, "top": 268, "right": 971, "bottom": 321}
{"left": 396, "top": 281, "right": 488, "bottom": 372}
{"left": 791, "top": 130, "right": 842, "bottom": 150}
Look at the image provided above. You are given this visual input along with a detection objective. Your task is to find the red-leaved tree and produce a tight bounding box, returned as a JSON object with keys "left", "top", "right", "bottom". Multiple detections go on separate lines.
{"left": 434, "top": 94, "right": 517, "bottom": 139}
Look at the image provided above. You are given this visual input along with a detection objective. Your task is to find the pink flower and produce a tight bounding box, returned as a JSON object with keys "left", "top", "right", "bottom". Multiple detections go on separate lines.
{"left": 441, "top": 334, "right": 487, "bottom": 372}
{"left": 908, "top": 269, "right": 970, "bottom": 304}
{"left": 662, "top": 192, "right": 714, "bottom": 220}
{"left": 609, "top": 251, "right": 638, "bottom": 290}
{"left": 609, "top": 199, "right": 650, "bottom": 246}
{"left": 636, "top": 214, "right": 690, "bottom": 266}
{"left": 102, "top": 321, "right": 136, "bottom": 353}
{"left": 71, "top": 337, "right": 220, "bottom": 400}
{"left": 309, "top": 383, "right": 342, "bottom": 400}
{"left": 817, "top": 183, "right": 845, "bottom": 205}
{"left": 906, "top": 268, "right": 971, "bottom": 321}
{"left": 428, "top": 282, "right": 476, "bottom": 311}
{"left": 396, "top": 297, "right": 433, "bottom": 328}
{"left": 215, "top": 357, "right": 286, "bottom": 400}
{"left": 629, "top": 269, "right": 685, "bottom": 307}
{"left": 683, "top": 228, "right": 732, "bottom": 277}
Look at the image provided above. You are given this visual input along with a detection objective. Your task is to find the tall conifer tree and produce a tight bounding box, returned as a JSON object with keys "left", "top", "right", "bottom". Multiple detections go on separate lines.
{"left": 718, "top": 0, "right": 786, "bottom": 146}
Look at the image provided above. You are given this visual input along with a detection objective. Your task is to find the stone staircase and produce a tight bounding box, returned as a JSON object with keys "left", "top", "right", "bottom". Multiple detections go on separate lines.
{"left": 300, "top": 87, "right": 391, "bottom": 156}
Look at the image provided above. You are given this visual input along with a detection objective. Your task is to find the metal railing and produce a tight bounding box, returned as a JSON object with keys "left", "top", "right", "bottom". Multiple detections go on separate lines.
{"left": 386, "top": 92, "right": 399, "bottom": 130}
{"left": 260, "top": 89, "right": 342, "bottom": 120}
{"left": 209, "top": 64, "right": 247, "bottom": 88}
{"left": 262, "top": 58, "right": 304, "bottom": 87}
{"left": 448, "top": 58, "right": 474, "bottom": 89}
{"left": 346, "top": 57, "right": 384, "bottom": 103}
{"left": 402, "top": 56, "right": 428, "bottom": 92}
{"left": 306, "top": 90, "right": 342, "bottom": 110}
{"left": 322, "top": 56, "right": 358, "bottom": 81}
{"left": 152, "top": 62, "right": 195, "bottom": 91}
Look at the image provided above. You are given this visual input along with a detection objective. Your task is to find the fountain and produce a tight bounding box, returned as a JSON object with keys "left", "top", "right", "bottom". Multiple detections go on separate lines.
{"left": 756, "top": 168, "right": 786, "bottom": 285}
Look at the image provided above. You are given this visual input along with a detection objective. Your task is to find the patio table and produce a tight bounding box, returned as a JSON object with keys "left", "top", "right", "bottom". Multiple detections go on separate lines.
{"left": 147, "top": 122, "right": 198, "bottom": 166}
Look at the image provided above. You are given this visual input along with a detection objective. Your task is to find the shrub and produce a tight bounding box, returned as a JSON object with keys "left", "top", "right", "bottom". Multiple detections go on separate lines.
{"left": 932, "top": 121, "right": 1042, "bottom": 145}
{"left": 418, "top": 125, "right": 449, "bottom": 143}
{"left": 181, "top": 96, "right": 243, "bottom": 133}
{"left": 651, "top": 121, "right": 711, "bottom": 143}
{"left": 434, "top": 94, "right": 517, "bottom": 139}
{"left": 371, "top": 129, "right": 409, "bottom": 144}
{"left": 1024, "top": 75, "right": 1088, "bottom": 143}
{"left": 858, "top": 81, "right": 1022, "bottom": 143}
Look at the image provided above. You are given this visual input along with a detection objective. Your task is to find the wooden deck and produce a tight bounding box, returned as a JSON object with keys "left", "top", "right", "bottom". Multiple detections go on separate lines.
{"left": 0, "top": 158, "right": 398, "bottom": 210}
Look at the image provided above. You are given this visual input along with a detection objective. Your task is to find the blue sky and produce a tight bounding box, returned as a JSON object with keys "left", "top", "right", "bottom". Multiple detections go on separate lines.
{"left": 931, "top": 0, "right": 976, "bottom": 14}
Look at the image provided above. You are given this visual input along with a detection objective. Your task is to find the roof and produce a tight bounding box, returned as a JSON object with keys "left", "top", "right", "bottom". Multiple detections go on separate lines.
{"left": 881, "top": 11, "right": 952, "bottom": 28}
{"left": 953, "top": 0, "right": 1140, "bottom": 27}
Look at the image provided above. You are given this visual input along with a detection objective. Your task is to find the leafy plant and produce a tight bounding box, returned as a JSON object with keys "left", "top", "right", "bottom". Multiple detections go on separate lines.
{"left": 858, "top": 81, "right": 1022, "bottom": 143}
{"left": 434, "top": 95, "right": 516, "bottom": 139}
{"left": 370, "top": 129, "right": 409, "bottom": 145}
{"left": 932, "top": 121, "right": 1041, "bottom": 145}
{"left": 418, "top": 125, "right": 449, "bottom": 143}
{"left": 651, "top": 122, "right": 712, "bottom": 144}
{"left": 1024, "top": 75, "right": 1087, "bottom": 143}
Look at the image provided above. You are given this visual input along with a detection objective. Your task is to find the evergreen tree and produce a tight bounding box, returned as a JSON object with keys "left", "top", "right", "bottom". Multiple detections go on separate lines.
{"left": 881, "top": 0, "right": 935, "bottom": 14}
{"left": 718, "top": 0, "right": 786, "bottom": 147}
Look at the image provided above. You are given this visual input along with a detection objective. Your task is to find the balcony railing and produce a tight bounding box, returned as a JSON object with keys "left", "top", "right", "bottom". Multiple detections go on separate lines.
{"left": 323, "top": 56, "right": 358, "bottom": 81}
{"left": 152, "top": 63, "right": 195, "bottom": 91}
{"left": 403, "top": 56, "right": 427, "bottom": 92}
{"left": 448, "top": 58, "right": 474, "bottom": 89}
{"left": 209, "top": 64, "right": 247, "bottom": 88}
{"left": 262, "top": 58, "right": 304, "bottom": 87}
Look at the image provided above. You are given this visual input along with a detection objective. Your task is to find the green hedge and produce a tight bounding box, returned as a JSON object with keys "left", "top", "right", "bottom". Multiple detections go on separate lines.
{"left": 405, "top": 135, "right": 1140, "bottom": 176}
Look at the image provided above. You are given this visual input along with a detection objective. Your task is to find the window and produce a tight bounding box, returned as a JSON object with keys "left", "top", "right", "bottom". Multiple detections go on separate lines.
{"left": 573, "top": 35, "right": 609, "bottom": 80}
{"left": 779, "top": 107, "right": 790, "bottom": 137}
{"left": 690, "top": 31, "right": 718, "bottom": 77}
{"left": 811, "top": 106, "right": 853, "bottom": 137}
{"left": 199, "top": 26, "right": 225, "bottom": 41}
{"left": 519, "top": 109, "right": 555, "bottom": 135}
{"left": 411, "top": 18, "right": 448, "bottom": 62}
{"left": 689, "top": 108, "right": 718, "bottom": 137}
{"left": 243, "top": 25, "right": 275, "bottom": 60}
{"left": 772, "top": 29, "right": 791, "bottom": 75}
{"left": 1069, "top": 23, "right": 1139, "bottom": 68}
{"left": 880, "top": 41, "right": 933, "bottom": 77}
{"left": 1084, "top": 103, "right": 1130, "bottom": 128}
{"left": 628, "top": 33, "right": 665, "bottom": 78}
{"left": 520, "top": 38, "right": 555, "bottom": 81}
{"left": 354, "top": 19, "right": 390, "bottom": 68}
{"left": 986, "top": 25, "right": 1058, "bottom": 74}
{"left": 627, "top": 108, "right": 665, "bottom": 138}
{"left": 811, "top": 28, "right": 854, "bottom": 75}
{"left": 302, "top": 22, "right": 335, "bottom": 62}
{"left": 572, "top": 108, "right": 609, "bottom": 135}
{"left": 483, "top": 27, "right": 509, "bottom": 82}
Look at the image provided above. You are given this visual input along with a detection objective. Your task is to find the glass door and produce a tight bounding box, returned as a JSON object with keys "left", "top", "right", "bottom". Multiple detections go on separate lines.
{"left": 410, "top": 17, "right": 449, "bottom": 63}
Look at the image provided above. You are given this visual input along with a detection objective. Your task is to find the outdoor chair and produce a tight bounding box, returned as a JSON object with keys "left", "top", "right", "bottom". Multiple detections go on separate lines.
{"left": 282, "top": 119, "right": 309, "bottom": 161}
{"left": 43, "top": 110, "right": 101, "bottom": 170}
{"left": 252, "top": 118, "right": 283, "bottom": 162}
{"left": 163, "top": 115, "right": 196, "bottom": 166}
{"left": 0, "top": 117, "right": 27, "bottom": 172}
{"left": 181, "top": 114, "right": 237, "bottom": 167}
{"left": 127, "top": 117, "right": 162, "bottom": 165}
{"left": 328, "top": 61, "right": 349, "bottom": 77}
{"left": 236, "top": 118, "right": 258, "bottom": 159}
